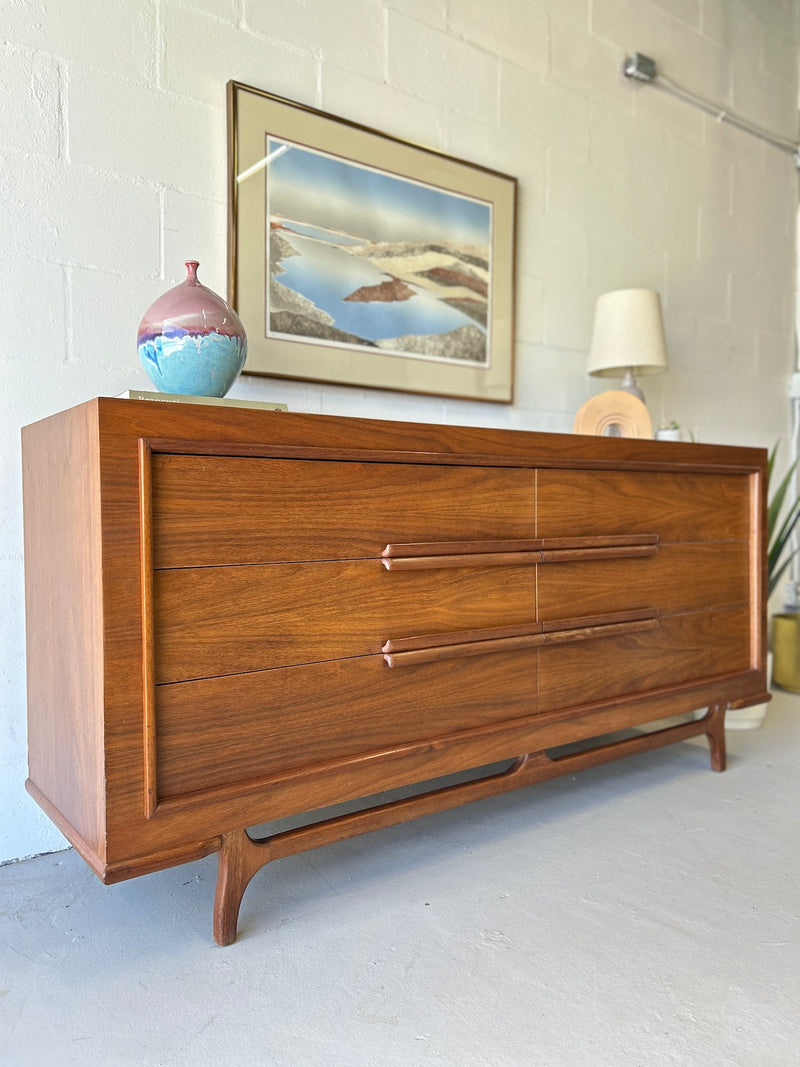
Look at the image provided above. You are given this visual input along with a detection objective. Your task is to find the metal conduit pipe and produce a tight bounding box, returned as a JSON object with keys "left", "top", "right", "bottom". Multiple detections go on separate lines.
{"left": 622, "top": 53, "right": 800, "bottom": 165}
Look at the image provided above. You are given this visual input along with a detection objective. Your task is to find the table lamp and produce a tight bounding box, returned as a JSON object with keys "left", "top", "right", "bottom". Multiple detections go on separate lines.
{"left": 587, "top": 289, "right": 668, "bottom": 401}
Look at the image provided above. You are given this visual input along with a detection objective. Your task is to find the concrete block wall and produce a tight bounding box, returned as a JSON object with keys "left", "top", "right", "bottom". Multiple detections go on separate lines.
{"left": 1, "top": 0, "right": 797, "bottom": 863}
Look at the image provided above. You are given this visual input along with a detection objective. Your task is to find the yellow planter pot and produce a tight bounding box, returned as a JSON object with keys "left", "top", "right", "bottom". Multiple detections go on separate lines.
{"left": 772, "top": 612, "right": 800, "bottom": 692}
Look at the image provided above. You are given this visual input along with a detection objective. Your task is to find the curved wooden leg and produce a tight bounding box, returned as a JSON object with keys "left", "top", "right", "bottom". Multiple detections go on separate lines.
{"left": 703, "top": 703, "right": 727, "bottom": 772}
{"left": 213, "top": 830, "right": 272, "bottom": 946}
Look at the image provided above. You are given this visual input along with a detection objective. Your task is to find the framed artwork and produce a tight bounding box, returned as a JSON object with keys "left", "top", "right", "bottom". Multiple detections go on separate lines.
{"left": 227, "top": 81, "right": 517, "bottom": 403}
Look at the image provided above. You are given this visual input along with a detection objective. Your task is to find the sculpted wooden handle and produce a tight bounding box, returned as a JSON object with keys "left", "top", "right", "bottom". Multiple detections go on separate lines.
{"left": 383, "top": 610, "right": 659, "bottom": 667}
{"left": 539, "top": 544, "right": 658, "bottom": 564}
{"left": 383, "top": 534, "right": 657, "bottom": 556}
{"left": 383, "top": 630, "right": 545, "bottom": 666}
{"left": 382, "top": 551, "right": 540, "bottom": 571}
{"left": 382, "top": 534, "right": 659, "bottom": 571}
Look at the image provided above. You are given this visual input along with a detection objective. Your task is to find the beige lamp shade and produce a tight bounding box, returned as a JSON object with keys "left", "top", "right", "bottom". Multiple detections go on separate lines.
{"left": 588, "top": 289, "right": 668, "bottom": 379}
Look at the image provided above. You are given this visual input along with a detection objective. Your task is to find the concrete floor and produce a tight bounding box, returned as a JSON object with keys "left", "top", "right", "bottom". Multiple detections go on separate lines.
{"left": 2, "top": 693, "right": 799, "bottom": 1067}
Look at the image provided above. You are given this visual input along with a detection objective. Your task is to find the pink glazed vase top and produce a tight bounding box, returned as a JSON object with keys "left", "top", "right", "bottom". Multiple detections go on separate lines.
{"left": 137, "top": 261, "right": 247, "bottom": 397}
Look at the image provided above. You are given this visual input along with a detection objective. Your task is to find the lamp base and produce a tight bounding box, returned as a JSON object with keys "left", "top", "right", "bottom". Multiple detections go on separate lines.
{"left": 573, "top": 390, "right": 653, "bottom": 438}
{"left": 617, "top": 367, "right": 645, "bottom": 402}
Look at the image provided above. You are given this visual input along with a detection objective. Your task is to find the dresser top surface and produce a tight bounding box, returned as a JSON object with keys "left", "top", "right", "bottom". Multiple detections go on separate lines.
{"left": 23, "top": 395, "right": 768, "bottom": 474}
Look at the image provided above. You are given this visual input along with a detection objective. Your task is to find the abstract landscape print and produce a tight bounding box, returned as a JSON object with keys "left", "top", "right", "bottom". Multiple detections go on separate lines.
{"left": 265, "top": 138, "right": 492, "bottom": 367}
{"left": 228, "top": 82, "right": 515, "bottom": 401}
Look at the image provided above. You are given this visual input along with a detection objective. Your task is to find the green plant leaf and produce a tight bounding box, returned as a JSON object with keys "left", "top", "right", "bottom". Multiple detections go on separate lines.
{"left": 768, "top": 443, "right": 777, "bottom": 482}
{"left": 766, "top": 441, "right": 800, "bottom": 593}
{"left": 768, "top": 459, "right": 798, "bottom": 541}
{"left": 769, "top": 496, "right": 800, "bottom": 565}
{"left": 769, "top": 549, "right": 800, "bottom": 598}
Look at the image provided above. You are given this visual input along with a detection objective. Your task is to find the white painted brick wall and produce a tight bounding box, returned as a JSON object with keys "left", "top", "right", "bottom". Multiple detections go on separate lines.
{"left": 387, "top": 13, "right": 500, "bottom": 122}
{"left": 0, "top": 47, "right": 63, "bottom": 158}
{"left": 162, "top": 5, "right": 319, "bottom": 108}
{"left": 1, "top": 0, "right": 797, "bottom": 863}
{"left": 2, "top": 0, "right": 158, "bottom": 81}
{"left": 448, "top": 0, "right": 549, "bottom": 73}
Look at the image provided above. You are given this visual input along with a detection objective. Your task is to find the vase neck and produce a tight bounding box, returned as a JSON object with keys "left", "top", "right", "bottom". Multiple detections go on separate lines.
{"left": 185, "top": 261, "right": 200, "bottom": 285}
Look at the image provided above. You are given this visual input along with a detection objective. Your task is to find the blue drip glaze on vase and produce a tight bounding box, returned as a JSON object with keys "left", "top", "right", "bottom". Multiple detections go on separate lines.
{"left": 137, "top": 261, "right": 247, "bottom": 397}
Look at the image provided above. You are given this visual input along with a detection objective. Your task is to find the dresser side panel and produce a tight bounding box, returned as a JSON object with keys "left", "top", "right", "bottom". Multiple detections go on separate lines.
{"left": 22, "top": 402, "right": 107, "bottom": 860}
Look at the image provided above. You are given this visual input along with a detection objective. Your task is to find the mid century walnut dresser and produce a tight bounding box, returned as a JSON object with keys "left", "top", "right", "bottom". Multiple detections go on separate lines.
{"left": 22, "top": 398, "right": 769, "bottom": 943}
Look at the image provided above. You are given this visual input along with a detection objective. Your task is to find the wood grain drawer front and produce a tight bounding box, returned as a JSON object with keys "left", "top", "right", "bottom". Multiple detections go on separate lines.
{"left": 151, "top": 455, "right": 535, "bottom": 568}
{"left": 537, "top": 470, "right": 750, "bottom": 542}
{"left": 154, "top": 649, "right": 538, "bottom": 799}
{"left": 538, "top": 542, "right": 751, "bottom": 620}
{"left": 538, "top": 607, "right": 752, "bottom": 714}
{"left": 153, "top": 559, "right": 536, "bottom": 683}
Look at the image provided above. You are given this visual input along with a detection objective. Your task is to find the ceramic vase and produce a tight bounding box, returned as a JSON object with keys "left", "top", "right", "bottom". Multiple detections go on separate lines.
{"left": 137, "top": 261, "right": 247, "bottom": 397}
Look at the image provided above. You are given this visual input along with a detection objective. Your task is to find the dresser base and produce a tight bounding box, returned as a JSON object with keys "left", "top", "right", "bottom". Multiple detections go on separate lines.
{"left": 213, "top": 703, "right": 728, "bottom": 945}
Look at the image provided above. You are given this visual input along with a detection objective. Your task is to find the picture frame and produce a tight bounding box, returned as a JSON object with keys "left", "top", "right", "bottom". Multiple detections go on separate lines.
{"left": 227, "top": 81, "right": 517, "bottom": 403}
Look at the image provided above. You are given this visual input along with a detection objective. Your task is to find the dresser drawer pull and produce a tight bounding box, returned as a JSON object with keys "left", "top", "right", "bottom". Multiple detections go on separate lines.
{"left": 383, "top": 551, "right": 540, "bottom": 571}
{"left": 381, "top": 608, "right": 655, "bottom": 656}
{"left": 384, "top": 539, "right": 541, "bottom": 557}
{"left": 382, "top": 541, "right": 659, "bottom": 571}
{"left": 542, "top": 617, "right": 659, "bottom": 646}
{"left": 383, "top": 631, "right": 545, "bottom": 666}
{"left": 383, "top": 612, "right": 659, "bottom": 667}
{"left": 382, "top": 534, "right": 658, "bottom": 559}
{"left": 539, "top": 544, "right": 659, "bottom": 564}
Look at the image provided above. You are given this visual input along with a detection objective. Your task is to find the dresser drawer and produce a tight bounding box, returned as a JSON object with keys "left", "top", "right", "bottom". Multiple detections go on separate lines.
{"left": 154, "top": 649, "right": 538, "bottom": 799}
{"left": 153, "top": 558, "right": 537, "bottom": 683}
{"left": 151, "top": 455, "right": 535, "bottom": 568}
{"left": 537, "top": 470, "right": 751, "bottom": 542}
{"left": 537, "top": 542, "right": 751, "bottom": 621}
{"left": 538, "top": 608, "right": 752, "bottom": 713}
